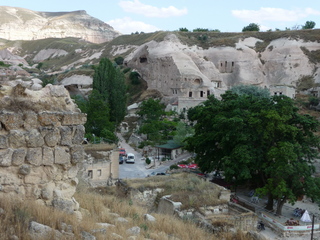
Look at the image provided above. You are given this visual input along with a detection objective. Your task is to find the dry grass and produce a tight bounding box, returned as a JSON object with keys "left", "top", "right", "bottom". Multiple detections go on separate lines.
{"left": 124, "top": 173, "right": 227, "bottom": 210}
{"left": 0, "top": 196, "right": 82, "bottom": 240}
{"left": 0, "top": 174, "right": 253, "bottom": 240}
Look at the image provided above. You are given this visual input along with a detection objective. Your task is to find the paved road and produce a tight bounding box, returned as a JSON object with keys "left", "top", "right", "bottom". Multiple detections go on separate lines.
{"left": 117, "top": 133, "right": 191, "bottom": 179}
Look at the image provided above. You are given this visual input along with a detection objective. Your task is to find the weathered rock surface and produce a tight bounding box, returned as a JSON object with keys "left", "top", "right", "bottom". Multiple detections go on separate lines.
{"left": 123, "top": 33, "right": 320, "bottom": 105}
{"left": 0, "top": 84, "right": 86, "bottom": 213}
{"left": 0, "top": 6, "right": 120, "bottom": 44}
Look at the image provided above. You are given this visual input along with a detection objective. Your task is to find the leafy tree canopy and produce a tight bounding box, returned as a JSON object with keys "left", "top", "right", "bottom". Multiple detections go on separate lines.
{"left": 186, "top": 89, "right": 320, "bottom": 215}
{"left": 137, "top": 98, "right": 178, "bottom": 146}
{"left": 93, "top": 58, "right": 127, "bottom": 124}
{"left": 302, "top": 21, "right": 316, "bottom": 29}
{"left": 179, "top": 27, "right": 189, "bottom": 32}
{"left": 137, "top": 98, "right": 165, "bottom": 122}
{"left": 242, "top": 23, "right": 260, "bottom": 32}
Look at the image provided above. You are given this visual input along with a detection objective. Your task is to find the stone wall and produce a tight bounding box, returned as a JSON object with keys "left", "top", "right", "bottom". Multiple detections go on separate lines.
{"left": 0, "top": 84, "right": 86, "bottom": 215}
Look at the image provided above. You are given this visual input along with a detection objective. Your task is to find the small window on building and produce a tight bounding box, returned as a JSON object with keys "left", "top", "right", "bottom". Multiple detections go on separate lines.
{"left": 200, "top": 91, "right": 204, "bottom": 97}
{"left": 207, "top": 90, "right": 210, "bottom": 96}
{"left": 189, "top": 91, "right": 193, "bottom": 97}
{"left": 220, "top": 62, "right": 223, "bottom": 67}
{"left": 232, "top": 62, "right": 234, "bottom": 67}
{"left": 225, "top": 61, "right": 227, "bottom": 67}
{"left": 88, "top": 170, "right": 93, "bottom": 179}
{"left": 279, "top": 92, "right": 283, "bottom": 95}
{"left": 97, "top": 169, "right": 102, "bottom": 177}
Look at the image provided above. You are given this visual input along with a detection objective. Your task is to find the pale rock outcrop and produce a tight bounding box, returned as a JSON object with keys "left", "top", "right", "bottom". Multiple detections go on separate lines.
{"left": 124, "top": 33, "right": 320, "bottom": 106}
{"left": 33, "top": 49, "right": 68, "bottom": 62}
{"left": 0, "top": 6, "right": 120, "bottom": 44}
{"left": 29, "top": 221, "right": 64, "bottom": 240}
{"left": 0, "top": 83, "right": 86, "bottom": 215}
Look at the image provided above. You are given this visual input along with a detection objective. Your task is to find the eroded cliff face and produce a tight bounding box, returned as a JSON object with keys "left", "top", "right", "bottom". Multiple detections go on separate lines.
{"left": 123, "top": 34, "right": 320, "bottom": 100}
{"left": 0, "top": 84, "right": 86, "bottom": 216}
{"left": 0, "top": 6, "right": 120, "bottom": 43}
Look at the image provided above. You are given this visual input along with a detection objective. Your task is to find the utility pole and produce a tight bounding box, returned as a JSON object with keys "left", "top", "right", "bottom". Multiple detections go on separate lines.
{"left": 311, "top": 214, "right": 315, "bottom": 240}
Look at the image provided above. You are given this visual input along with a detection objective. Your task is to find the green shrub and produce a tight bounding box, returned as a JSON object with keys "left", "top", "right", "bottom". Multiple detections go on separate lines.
{"left": 129, "top": 71, "right": 141, "bottom": 85}
{"left": 114, "top": 56, "right": 124, "bottom": 65}
{"left": 170, "top": 164, "right": 179, "bottom": 170}
{"left": 146, "top": 158, "right": 151, "bottom": 165}
{"left": 123, "top": 67, "right": 131, "bottom": 74}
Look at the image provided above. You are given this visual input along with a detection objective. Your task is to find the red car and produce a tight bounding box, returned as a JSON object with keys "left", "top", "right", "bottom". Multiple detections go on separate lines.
{"left": 119, "top": 148, "right": 126, "bottom": 156}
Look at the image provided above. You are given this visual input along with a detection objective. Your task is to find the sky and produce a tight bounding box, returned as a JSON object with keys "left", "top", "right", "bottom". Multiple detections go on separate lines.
{"left": 1, "top": 0, "right": 320, "bottom": 34}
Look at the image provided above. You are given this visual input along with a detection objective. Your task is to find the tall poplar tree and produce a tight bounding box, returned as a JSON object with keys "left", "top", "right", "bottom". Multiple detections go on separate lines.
{"left": 93, "top": 58, "right": 127, "bottom": 124}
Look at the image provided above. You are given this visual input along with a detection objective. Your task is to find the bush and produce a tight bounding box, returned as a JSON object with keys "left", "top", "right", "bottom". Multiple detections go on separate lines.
{"left": 129, "top": 71, "right": 141, "bottom": 85}
{"left": 123, "top": 67, "right": 131, "bottom": 74}
{"left": 170, "top": 164, "right": 179, "bottom": 170}
{"left": 145, "top": 158, "right": 151, "bottom": 165}
{"left": 114, "top": 56, "right": 124, "bottom": 65}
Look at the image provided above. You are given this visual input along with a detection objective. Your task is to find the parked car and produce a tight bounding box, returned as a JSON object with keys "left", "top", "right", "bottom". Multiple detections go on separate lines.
{"left": 119, "top": 155, "right": 124, "bottom": 164}
{"left": 126, "top": 153, "right": 135, "bottom": 163}
{"left": 147, "top": 171, "right": 167, "bottom": 177}
{"left": 119, "top": 148, "right": 126, "bottom": 156}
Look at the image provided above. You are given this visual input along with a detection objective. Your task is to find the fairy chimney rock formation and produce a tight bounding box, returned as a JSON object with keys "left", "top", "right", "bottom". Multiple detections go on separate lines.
{"left": 0, "top": 83, "right": 86, "bottom": 214}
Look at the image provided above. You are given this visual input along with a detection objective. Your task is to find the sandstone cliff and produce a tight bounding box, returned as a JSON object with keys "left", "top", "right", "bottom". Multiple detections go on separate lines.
{"left": 0, "top": 6, "right": 120, "bottom": 43}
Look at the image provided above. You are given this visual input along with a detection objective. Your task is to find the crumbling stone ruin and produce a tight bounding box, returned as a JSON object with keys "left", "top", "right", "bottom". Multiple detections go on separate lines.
{"left": 0, "top": 84, "right": 86, "bottom": 216}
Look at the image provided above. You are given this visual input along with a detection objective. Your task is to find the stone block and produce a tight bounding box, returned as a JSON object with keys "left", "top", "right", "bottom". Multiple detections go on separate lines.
{"left": 60, "top": 126, "right": 73, "bottom": 146}
{"left": 12, "top": 148, "right": 27, "bottom": 166}
{"left": 41, "top": 182, "right": 55, "bottom": 200}
{"left": 72, "top": 125, "right": 85, "bottom": 144}
{"left": 0, "top": 135, "right": 8, "bottom": 149}
{"left": 42, "top": 146, "right": 54, "bottom": 166}
{"left": 26, "top": 148, "right": 42, "bottom": 166}
{"left": 54, "top": 146, "right": 71, "bottom": 165}
{"left": 42, "top": 128, "right": 60, "bottom": 147}
{"left": 0, "top": 148, "right": 13, "bottom": 166}
{"left": 70, "top": 146, "right": 84, "bottom": 164}
{"left": 52, "top": 198, "right": 75, "bottom": 214}
{"left": 19, "top": 164, "right": 31, "bottom": 175}
{"left": 62, "top": 113, "right": 87, "bottom": 126}
{"left": 26, "top": 129, "right": 45, "bottom": 147}
{"left": 38, "top": 112, "right": 62, "bottom": 126}
{"left": 23, "top": 112, "right": 38, "bottom": 130}
{"left": 24, "top": 167, "right": 51, "bottom": 185}
{"left": 8, "top": 130, "right": 26, "bottom": 148}
{"left": 0, "top": 112, "right": 24, "bottom": 130}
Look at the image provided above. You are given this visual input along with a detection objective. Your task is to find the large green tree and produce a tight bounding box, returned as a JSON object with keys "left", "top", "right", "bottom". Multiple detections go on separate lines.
{"left": 93, "top": 58, "right": 127, "bottom": 124}
{"left": 186, "top": 90, "right": 320, "bottom": 215}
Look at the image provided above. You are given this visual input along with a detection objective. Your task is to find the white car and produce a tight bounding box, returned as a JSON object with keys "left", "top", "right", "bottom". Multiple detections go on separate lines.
{"left": 126, "top": 153, "right": 135, "bottom": 163}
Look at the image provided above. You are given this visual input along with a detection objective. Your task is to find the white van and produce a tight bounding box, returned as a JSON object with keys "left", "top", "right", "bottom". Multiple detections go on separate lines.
{"left": 126, "top": 153, "right": 135, "bottom": 163}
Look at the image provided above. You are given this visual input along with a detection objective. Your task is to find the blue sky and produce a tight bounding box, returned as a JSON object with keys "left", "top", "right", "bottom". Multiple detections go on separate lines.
{"left": 1, "top": 0, "right": 320, "bottom": 34}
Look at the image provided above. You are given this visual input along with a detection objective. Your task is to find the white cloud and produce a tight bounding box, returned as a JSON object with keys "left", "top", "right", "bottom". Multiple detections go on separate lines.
{"left": 119, "top": 0, "right": 187, "bottom": 18}
{"left": 107, "top": 17, "right": 160, "bottom": 34}
{"left": 232, "top": 7, "right": 320, "bottom": 23}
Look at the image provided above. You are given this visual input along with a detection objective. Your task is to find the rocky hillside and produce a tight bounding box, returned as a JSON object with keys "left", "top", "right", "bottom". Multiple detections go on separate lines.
{"left": 0, "top": 6, "right": 120, "bottom": 43}
{"left": 0, "top": 29, "right": 320, "bottom": 107}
